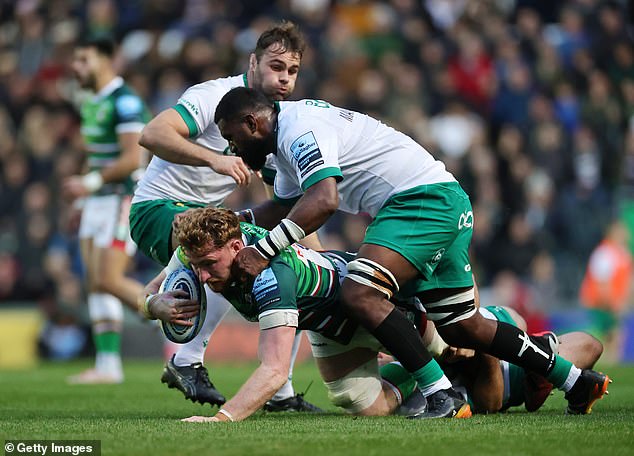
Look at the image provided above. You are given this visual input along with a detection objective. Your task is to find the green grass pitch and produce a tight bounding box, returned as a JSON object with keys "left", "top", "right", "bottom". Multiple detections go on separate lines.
{"left": 1, "top": 360, "right": 633, "bottom": 456}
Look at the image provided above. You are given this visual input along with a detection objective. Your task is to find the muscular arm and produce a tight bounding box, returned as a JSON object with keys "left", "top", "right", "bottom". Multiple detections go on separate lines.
{"left": 139, "top": 108, "right": 251, "bottom": 185}
{"left": 252, "top": 177, "right": 339, "bottom": 232}
{"left": 286, "top": 178, "right": 339, "bottom": 234}
{"left": 215, "top": 325, "right": 295, "bottom": 421}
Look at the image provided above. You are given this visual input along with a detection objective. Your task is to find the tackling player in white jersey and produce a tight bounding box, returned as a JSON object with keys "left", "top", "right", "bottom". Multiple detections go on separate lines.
{"left": 130, "top": 22, "right": 321, "bottom": 412}
{"left": 214, "top": 88, "right": 610, "bottom": 416}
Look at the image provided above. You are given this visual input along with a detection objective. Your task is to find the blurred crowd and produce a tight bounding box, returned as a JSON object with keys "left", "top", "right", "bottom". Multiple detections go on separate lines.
{"left": 1, "top": 0, "right": 634, "bottom": 340}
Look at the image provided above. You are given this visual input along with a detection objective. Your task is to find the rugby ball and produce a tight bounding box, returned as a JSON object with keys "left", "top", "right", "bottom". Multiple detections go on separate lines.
{"left": 159, "top": 267, "right": 207, "bottom": 344}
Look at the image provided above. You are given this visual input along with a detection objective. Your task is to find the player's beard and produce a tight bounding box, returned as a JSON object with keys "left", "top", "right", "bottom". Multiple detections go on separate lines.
{"left": 76, "top": 73, "right": 97, "bottom": 91}
{"left": 239, "top": 134, "right": 276, "bottom": 171}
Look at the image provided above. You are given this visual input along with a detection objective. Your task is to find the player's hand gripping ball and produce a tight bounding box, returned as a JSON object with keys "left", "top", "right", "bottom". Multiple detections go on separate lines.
{"left": 159, "top": 268, "right": 207, "bottom": 343}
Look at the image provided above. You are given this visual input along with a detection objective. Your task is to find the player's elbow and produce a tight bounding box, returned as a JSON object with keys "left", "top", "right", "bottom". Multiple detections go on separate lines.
{"left": 315, "top": 189, "right": 339, "bottom": 218}
{"left": 138, "top": 124, "right": 157, "bottom": 150}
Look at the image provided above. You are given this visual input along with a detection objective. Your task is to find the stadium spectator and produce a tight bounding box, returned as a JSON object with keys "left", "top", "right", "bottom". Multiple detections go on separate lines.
{"left": 580, "top": 220, "right": 633, "bottom": 364}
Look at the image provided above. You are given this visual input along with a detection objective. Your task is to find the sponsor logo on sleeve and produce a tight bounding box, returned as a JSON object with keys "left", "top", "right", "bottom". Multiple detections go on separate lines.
{"left": 253, "top": 268, "right": 282, "bottom": 307}
{"left": 290, "top": 131, "right": 324, "bottom": 178}
{"left": 115, "top": 95, "right": 142, "bottom": 118}
{"left": 177, "top": 98, "right": 200, "bottom": 116}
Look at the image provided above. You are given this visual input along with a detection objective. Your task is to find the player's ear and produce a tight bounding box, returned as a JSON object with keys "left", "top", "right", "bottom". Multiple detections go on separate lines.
{"left": 248, "top": 53, "right": 257, "bottom": 72}
{"left": 229, "top": 238, "right": 243, "bottom": 253}
{"left": 244, "top": 113, "right": 258, "bottom": 134}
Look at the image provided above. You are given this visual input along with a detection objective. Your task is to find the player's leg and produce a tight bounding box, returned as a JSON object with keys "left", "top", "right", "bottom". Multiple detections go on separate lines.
{"left": 558, "top": 332, "right": 604, "bottom": 368}
{"left": 435, "top": 290, "right": 610, "bottom": 414}
{"left": 341, "top": 185, "right": 472, "bottom": 418}
{"left": 307, "top": 330, "right": 416, "bottom": 417}
{"left": 341, "top": 247, "right": 469, "bottom": 418}
{"left": 68, "top": 196, "right": 124, "bottom": 384}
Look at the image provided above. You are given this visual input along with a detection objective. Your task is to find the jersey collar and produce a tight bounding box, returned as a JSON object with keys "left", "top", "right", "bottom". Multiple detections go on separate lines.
{"left": 243, "top": 73, "right": 249, "bottom": 88}
{"left": 94, "top": 76, "right": 124, "bottom": 100}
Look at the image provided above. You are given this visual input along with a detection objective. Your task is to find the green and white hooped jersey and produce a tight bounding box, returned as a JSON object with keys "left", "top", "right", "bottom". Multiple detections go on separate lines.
{"left": 132, "top": 74, "right": 276, "bottom": 206}
{"left": 171, "top": 224, "right": 359, "bottom": 344}
{"left": 80, "top": 76, "right": 151, "bottom": 196}
{"left": 273, "top": 100, "right": 456, "bottom": 217}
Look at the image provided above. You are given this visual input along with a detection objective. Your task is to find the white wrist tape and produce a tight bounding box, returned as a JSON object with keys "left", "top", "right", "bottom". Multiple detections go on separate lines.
{"left": 82, "top": 171, "right": 104, "bottom": 193}
{"left": 217, "top": 408, "right": 234, "bottom": 422}
{"left": 254, "top": 219, "right": 305, "bottom": 260}
{"left": 141, "top": 294, "right": 157, "bottom": 320}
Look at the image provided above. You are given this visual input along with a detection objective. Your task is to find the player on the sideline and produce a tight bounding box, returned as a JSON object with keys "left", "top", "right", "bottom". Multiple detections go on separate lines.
{"left": 62, "top": 36, "right": 151, "bottom": 384}
{"left": 214, "top": 88, "right": 611, "bottom": 416}
{"left": 144, "top": 207, "right": 471, "bottom": 422}
{"left": 130, "top": 22, "right": 320, "bottom": 411}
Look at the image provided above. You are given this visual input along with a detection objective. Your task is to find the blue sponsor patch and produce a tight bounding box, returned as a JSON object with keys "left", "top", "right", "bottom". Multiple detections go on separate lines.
{"left": 253, "top": 268, "right": 282, "bottom": 308}
{"left": 290, "top": 131, "right": 324, "bottom": 177}
{"left": 116, "top": 95, "right": 143, "bottom": 120}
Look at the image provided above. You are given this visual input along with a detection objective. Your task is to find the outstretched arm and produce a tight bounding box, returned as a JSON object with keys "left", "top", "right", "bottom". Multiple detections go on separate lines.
{"left": 182, "top": 325, "right": 296, "bottom": 422}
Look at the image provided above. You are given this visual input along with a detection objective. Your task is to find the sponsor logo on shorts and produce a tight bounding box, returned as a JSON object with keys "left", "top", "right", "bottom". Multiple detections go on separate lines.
{"left": 431, "top": 248, "right": 445, "bottom": 265}
{"left": 458, "top": 210, "right": 474, "bottom": 230}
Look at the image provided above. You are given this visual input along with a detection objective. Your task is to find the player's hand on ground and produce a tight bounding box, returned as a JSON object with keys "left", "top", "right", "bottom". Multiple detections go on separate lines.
{"left": 181, "top": 415, "right": 221, "bottom": 423}
{"left": 62, "top": 175, "right": 90, "bottom": 201}
{"left": 149, "top": 290, "right": 200, "bottom": 325}
{"left": 232, "top": 246, "right": 270, "bottom": 281}
{"left": 211, "top": 155, "right": 252, "bottom": 186}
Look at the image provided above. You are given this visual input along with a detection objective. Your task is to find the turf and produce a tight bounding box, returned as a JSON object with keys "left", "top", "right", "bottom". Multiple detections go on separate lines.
{"left": 0, "top": 360, "right": 632, "bottom": 456}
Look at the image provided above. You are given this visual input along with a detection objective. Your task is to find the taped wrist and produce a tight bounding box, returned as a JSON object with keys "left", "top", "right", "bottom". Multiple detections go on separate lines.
{"left": 141, "top": 294, "right": 157, "bottom": 320}
{"left": 253, "top": 219, "right": 305, "bottom": 260}
{"left": 82, "top": 171, "right": 103, "bottom": 193}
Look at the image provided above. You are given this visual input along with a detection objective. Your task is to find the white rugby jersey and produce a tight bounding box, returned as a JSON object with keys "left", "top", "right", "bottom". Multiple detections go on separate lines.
{"left": 133, "top": 74, "right": 251, "bottom": 205}
{"left": 273, "top": 100, "right": 455, "bottom": 217}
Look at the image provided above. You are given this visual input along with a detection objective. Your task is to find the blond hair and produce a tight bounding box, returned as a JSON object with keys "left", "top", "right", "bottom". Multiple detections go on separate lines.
{"left": 175, "top": 207, "right": 242, "bottom": 257}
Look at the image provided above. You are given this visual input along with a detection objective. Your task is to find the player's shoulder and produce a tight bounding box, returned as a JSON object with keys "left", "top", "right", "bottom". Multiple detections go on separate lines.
{"left": 183, "top": 74, "right": 245, "bottom": 97}
{"left": 112, "top": 83, "right": 145, "bottom": 114}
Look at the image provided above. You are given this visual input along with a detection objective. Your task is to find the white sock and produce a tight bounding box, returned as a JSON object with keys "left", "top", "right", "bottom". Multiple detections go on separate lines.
{"left": 96, "top": 352, "right": 122, "bottom": 378}
{"left": 561, "top": 366, "right": 583, "bottom": 392}
{"left": 173, "top": 287, "right": 231, "bottom": 367}
{"left": 418, "top": 375, "right": 453, "bottom": 397}
{"left": 271, "top": 331, "right": 302, "bottom": 401}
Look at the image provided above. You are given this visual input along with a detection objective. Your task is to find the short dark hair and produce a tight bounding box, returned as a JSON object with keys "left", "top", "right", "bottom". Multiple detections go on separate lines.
{"left": 78, "top": 36, "right": 116, "bottom": 57}
{"left": 254, "top": 21, "right": 306, "bottom": 61}
{"left": 215, "top": 87, "right": 274, "bottom": 124}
